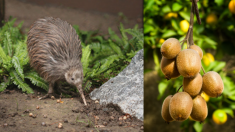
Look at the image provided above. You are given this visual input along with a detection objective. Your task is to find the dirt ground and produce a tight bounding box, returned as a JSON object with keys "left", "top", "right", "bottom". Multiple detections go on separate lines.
{"left": 0, "top": 89, "right": 143, "bottom": 132}
{"left": 0, "top": 0, "right": 143, "bottom": 132}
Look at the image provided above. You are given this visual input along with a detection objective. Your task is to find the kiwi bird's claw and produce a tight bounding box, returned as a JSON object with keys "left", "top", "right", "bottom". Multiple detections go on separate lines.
{"left": 38, "top": 93, "right": 59, "bottom": 100}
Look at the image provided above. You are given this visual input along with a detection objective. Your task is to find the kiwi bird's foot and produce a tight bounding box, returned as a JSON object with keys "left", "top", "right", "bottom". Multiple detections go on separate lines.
{"left": 38, "top": 93, "right": 60, "bottom": 100}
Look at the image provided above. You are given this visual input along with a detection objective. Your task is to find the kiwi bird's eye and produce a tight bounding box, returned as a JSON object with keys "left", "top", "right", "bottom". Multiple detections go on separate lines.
{"left": 71, "top": 78, "right": 74, "bottom": 80}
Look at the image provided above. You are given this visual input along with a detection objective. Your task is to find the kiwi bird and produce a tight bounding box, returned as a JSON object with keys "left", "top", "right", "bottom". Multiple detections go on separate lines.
{"left": 27, "top": 17, "right": 87, "bottom": 105}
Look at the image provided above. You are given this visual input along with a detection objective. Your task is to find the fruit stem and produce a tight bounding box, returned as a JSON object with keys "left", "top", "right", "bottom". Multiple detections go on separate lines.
{"left": 201, "top": 66, "right": 206, "bottom": 74}
{"left": 176, "top": 85, "right": 183, "bottom": 93}
{"left": 192, "top": 0, "right": 201, "bottom": 24}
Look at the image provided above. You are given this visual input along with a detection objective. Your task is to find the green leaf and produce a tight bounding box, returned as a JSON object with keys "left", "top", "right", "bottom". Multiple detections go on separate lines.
{"left": 215, "top": 0, "right": 223, "bottom": 6}
{"left": 25, "top": 71, "right": 48, "bottom": 91}
{"left": 3, "top": 32, "right": 13, "bottom": 57}
{"left": 10, "top": 70, "right": 34, "bottom": 93}
{"left": 161, "top": 5, "right": 171, "bottom": 13}
{"left": 221, "top": 108, "right": 234, "bottom": 118}
{"left": 172, "top": 3, "right": 183, "bottom": 11}
{"left": 109, "top": 40, "right": 123, "bottom": 56}
{"left": 12, "top": 56, "right": 24, "bottom": 80}
{"left": 162, "top": 30, "right": 177, "bottom": 38}
{"left": 144, "top": 24, "right": 154, "bottom": 34}
{"left": 171, "top": 19, "right": 180, "bottom": 30}
{"left": 179, "top": 11, "right": 190, "bottom": 21}
{"left": 157, "top": 81, "right": 168, "bottom": 100}
{"left": 0, "top": 79, "right": 11, "bottom": 92}
{"left": 0, "top": 46, "right": 8, "bottom": 63}
{"left": 212, "top": 62, "right": 226, "bottom": 72}
{"left": 81, "top": 45, "right": 91, "bottom": 75}
{"left": 97, "top": 55, "right": 120, "bottom": 74}
{"left": 193, "top": 122, "right": 203, "bottom": 132}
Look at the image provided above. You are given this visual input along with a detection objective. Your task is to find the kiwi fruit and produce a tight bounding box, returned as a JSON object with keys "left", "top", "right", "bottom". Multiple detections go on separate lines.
{"left": 161, "top": 57, "right": 180, "bottom": 80}
{"left": 176, "top": 49, "right": 201, "bottom": 78}
{"left": 169, "top": 92, "right": 193, "bottom": 121}
{"left": 161, "top": 95, "right": 174, "bottom": 123}
{"left": 161, "top": 38, "right": 181, "bottom": 59}
{"left": 202, "top": 71, "right": 224, "bottom": 97}
{"left": 183, "top": 73, "right": 202, "bottom": 97}
{"left": 189, "top": 45, "right": 203, "bottom": 59}
{"left": 190, "top": 95, "right": 208, "bottom": 122}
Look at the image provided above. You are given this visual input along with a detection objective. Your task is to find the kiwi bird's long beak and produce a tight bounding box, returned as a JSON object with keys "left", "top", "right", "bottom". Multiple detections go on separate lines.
{"left": 77, "top": 84, "right": 87, "bottom": 106}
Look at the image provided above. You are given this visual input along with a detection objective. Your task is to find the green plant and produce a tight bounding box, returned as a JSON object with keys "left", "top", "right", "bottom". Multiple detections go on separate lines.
{"left": 74, "top": 23, "right": 143, "bottom": 90}
{"left": 0, "top": 19, "right": 48, "bottom": 93}
{"left": 0, "top": 18, "right": 143, "bottom": 94}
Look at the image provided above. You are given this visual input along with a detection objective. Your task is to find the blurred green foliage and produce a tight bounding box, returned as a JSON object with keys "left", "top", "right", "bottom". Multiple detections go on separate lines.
{"left": 144, "top": 0, "right": 235, "bottom": 131}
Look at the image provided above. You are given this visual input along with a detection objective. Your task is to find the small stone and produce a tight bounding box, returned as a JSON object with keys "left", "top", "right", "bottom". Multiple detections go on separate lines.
{"left": 140, "top": 126, "right": 144, "bottom": 130}
{"left": 51, "top": 96, "right": 55, "bottom": 100}
{"left": 95, "top": 116, "right": 99, "bottom": 121}
{"left": 63, "top": 119, "right": 68, "bottom": 123}
{"left": 24, "top": 109, "right": 30, "bottom": 113}
{"left": 118, "top": 122, "right": 122, "bottom": 126}
{"left": 110, "top": 116, "right": 114, "bottom": 120}
{"left": 123, "top": 116, "right": 127, "bottom": 120}
{"left": 95, "top": 100, "right": 99, "bottom": 104}
{"left": 29, "top": 113, "right": 33, "bottom": 117}
{"left": 90, "top": 130, "right": 94, "bottom": 132}
{"left": 103, "top": 122, "right": 107, "bottom": 126}
{"left": 57, "top": 100, "right": 60, "bottom": 103}
{"left": 41, "top": 122, "right": 46, "bottom": 126}
{"left": 37, "top": 92, "right": 41, "bottom": 95}
{"left": 3, "top": 123, "right": 8, "bottom": 127}
{"left": 58, "top": 123, "right": 63, "bottom": 129}
{"left": 119, "top": 117, "right": 123, "bottom": 121}
{"left": 43, "top": 115, "right": 47, "bottom": 118}
{"left": 36, "top": 106, "right": 40, "bottom": 109}
{"left": 32, "top": 115, "right": 37, "bottom": 118}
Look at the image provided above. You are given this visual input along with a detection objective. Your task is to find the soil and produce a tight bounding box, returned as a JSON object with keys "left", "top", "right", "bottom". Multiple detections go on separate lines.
{"left": 0, "top": 89, "right": 143, "bottom": 132}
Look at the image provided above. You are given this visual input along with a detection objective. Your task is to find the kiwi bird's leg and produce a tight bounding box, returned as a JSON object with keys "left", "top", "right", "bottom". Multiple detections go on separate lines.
{"left": 39, "top": 82, "right": 58, "bottom": 100}
{"left": 76, "top": 84, "right": 87, "bottom": 106}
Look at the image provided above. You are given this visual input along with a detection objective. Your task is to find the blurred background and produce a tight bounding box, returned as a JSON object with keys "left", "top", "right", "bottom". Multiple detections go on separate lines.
{"left": 144, "top": 0, "right": 235, "bottom": 132}
{"left": 0, "top": 0, "right": 142, "bottom": 34}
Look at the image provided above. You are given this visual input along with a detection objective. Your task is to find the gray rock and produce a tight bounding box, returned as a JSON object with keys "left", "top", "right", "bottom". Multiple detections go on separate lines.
{"left": 90, "top": 49, "right": 143, "bottom": 120}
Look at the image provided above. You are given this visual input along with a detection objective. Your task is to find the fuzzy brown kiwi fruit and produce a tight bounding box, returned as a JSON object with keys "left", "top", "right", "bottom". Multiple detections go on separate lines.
{"left": 190, "top": 95, "right": 208, "bottom": 122}
{"left": 161, "top": 57, "right": 180, "bottom": 80}
{"left": 161, "top": 38, "right": 181, "bottom": 59}
{"left": 176, "top": 49, "right": 201, "bottom": 78}
{"left": 202, "top": 71, "right": 224, "bottom": 97}
{"left": 161, "top": 95, "right": 174, "bottom": 123}
{"left": 169, "top": 92, "right": 193, "bottom": 121}
{"left": 183, "top": 73, "right": 202, "bottom": 97}
{"left": 189, "top": 45, "right": 203, "bottom": 59}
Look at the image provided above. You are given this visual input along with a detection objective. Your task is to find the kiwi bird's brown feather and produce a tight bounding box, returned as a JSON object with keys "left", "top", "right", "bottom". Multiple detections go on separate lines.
{"left": 27, "top": 17, "right": 82, "bottom": 83}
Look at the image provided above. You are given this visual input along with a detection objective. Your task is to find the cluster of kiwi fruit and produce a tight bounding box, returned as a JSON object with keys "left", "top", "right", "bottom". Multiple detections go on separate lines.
{"left": 160, "top": 38, "right": 224, "bottom": 123}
